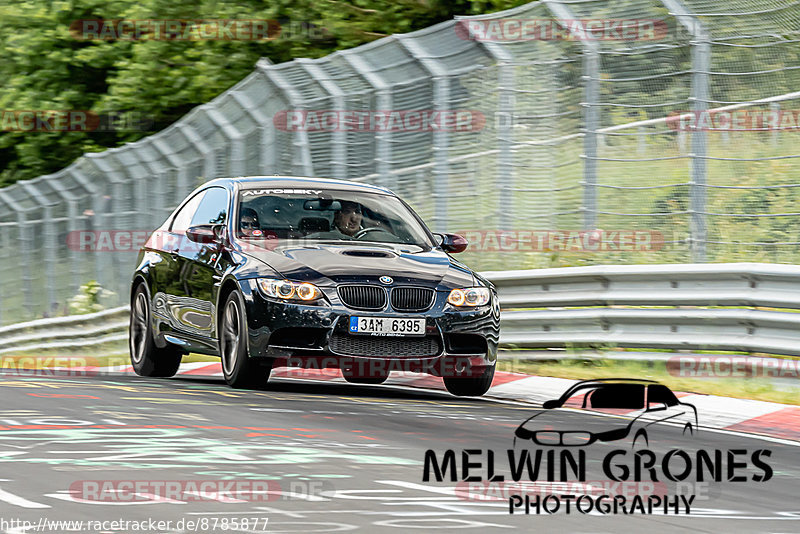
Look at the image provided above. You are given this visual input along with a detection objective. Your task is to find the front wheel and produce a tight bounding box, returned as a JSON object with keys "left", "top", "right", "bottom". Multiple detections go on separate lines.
{"left": 443, "top": 365, "right": 495, "bottom": 396}
{"left": 129, "top": 284, "right": 183, "bottom": 377}
{"left": 220, "top": 290, "right": 271, "bottom": 389}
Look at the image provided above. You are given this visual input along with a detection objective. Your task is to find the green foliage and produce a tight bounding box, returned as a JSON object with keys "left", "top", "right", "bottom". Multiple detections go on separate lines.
{"left": 67, "top": 280, "right": 115, "bottom": 314}
{"left": 0, "top": 0, "right": 530, "bottom": 187}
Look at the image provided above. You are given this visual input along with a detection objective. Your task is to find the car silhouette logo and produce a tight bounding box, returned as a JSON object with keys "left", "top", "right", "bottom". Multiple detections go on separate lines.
{"left": 514, "top": 378, "right": 698, "bottom": 448}
{"left": 379, "top": 276, "right": 393, "bottom": 284}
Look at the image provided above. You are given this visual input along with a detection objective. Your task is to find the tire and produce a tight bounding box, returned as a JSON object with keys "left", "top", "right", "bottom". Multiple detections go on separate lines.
{"left": 443, "top": 365, "right": 495, "bottom": 396}
{"left": 129, "top": 284, "right": 183, "bottom": 377}
{"left": 219, "top": 290, "right": 271, "bottom": 389}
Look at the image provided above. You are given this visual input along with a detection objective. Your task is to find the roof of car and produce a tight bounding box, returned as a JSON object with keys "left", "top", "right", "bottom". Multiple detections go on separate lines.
{"left": 557, "top": 378, "right": 659, "bottom": 397}
{"left": 575, "top": 378, "right": 659, "bottom": 385}
{"left": 205, "top": 176, "right": 394, "bottom": 195}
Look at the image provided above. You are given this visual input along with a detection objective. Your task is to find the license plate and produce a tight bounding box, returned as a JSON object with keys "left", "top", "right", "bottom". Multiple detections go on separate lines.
{"left": 349, "top": 317, "right": 426, "bottom": 337}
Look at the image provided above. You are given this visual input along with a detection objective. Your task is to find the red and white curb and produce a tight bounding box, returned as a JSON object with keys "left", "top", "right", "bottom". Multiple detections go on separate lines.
{"left": 51, "top": 361, "right": 800, "bottom": 444}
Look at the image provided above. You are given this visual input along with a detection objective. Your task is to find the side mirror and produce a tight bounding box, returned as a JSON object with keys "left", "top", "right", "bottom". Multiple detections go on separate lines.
{"left": 542, "top": 399, "right": 560, "bottom": 409}
{"left": 186, "top": 225, "right": 220, "bottom": 244}
{"left": 439, "top": 233, "right": 468, "bottom": 253}
{"left": 647, "top": 402, "right": 667, "bottom": 412}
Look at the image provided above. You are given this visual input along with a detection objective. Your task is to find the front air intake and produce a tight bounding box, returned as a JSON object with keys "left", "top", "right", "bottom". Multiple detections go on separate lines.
{"left": 391, "top": 287, "right": 434, "bottom": 312}
{"left": 337, "top": 285, "right": 387, "bottom": 311}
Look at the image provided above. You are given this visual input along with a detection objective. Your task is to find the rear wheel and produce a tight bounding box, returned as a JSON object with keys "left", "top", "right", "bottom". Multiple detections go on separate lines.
{"left": 443, "top": 365, "right": 495, "bottom": 396}
{"left": 129, "top": 284, "right": 183, "bottom": 377}
{"left": 220, "top": 290, "right": 271, "bottom": 389}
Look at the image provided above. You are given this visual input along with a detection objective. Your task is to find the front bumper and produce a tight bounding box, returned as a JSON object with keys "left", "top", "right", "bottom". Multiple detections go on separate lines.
{"left": 238, "top": 279, "right": 500, "bottom": 377}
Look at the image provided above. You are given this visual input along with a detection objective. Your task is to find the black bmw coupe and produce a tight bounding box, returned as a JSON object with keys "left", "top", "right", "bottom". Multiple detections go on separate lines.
{"left": 129, "top": 176, "right": 500, "bottom": 395}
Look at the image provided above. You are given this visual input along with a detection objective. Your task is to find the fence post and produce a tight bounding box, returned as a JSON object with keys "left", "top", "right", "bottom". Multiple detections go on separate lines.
{"left": 470, "top": 39, "right": 515, "bottom": 231}
{"left": 230, "top": 90, "right": 277, "bottom": 175}
{"left": 771, "top": 101, "right": 781, "bottom": 147}
{"left": 541, "top": 0, "right": 600, "bottom": 231}
{"left": 0, "top": 191, "right": 33, "bottom": 318}
{"left": 205, "top": 105, "right": 247, "bottom": 177}
{"left": 342, "top": 52, "right": 393, "bottom": 189}
{"left": 300, "top": 60, "right": 348, "bottom": 180}
{"left": 399, "top": 36, "right": 452, "bottom": 232}
{"left": 257, "top": 60, "right": 315, "bottom": 178}
{"left": 660, "top": 0, "right": 710, "bottom": 261}
{"left": 582, "top": 49, "right": 600, "bottom": 230}
{"left": 691, "top": 40, "right": 710, "bottom": 262}
{"left": 21, "top": 182, "right": 57, "bottom": 314}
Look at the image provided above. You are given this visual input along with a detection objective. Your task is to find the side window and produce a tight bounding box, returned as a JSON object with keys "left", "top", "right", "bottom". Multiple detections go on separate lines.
{"left": 171, "top": 192, "right": 205, "bottom": 233}
{"left": 648, "top": 385, "right": 679, "bottom": 407}
{"left": 190, "top": 188, "right": 228, "bottom": 227}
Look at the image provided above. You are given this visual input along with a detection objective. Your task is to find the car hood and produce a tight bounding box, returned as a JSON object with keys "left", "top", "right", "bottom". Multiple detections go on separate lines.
{"left": 239, "top": 242, "right": 476, "bottom": 288}
{"left": 515, "top": 409, "right": 638, "bottom": 437}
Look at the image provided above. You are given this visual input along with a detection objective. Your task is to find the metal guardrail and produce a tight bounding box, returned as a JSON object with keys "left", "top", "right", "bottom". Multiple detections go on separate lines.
{"left": 0, "top": 307, "right": 129, "bottom": 355}
{"left": 489, "top": 263, "right": 800, "bottom": 357}
{"left": 3, "top": 263, "right": 800, "bottom": 357}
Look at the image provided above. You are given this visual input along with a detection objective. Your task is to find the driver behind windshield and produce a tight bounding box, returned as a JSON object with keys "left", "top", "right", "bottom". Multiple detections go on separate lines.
{"left": 331, "top": 200, "right": 363, "bottom": 238}
{"left": 239, "top": 207, "right": 261, "bottom": 237}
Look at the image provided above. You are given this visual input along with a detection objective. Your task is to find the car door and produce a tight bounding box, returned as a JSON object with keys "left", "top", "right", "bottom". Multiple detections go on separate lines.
{"left": 176, "top": 187, "right": 230, "bottom": 340}
{"left": 153, "top": 190, "right": 205, "bottom": 334}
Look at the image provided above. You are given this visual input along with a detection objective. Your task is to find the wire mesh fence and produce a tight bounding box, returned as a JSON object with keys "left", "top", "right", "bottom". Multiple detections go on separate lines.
{"left": 0, "top": 0, "right": 799, "bottom": 323}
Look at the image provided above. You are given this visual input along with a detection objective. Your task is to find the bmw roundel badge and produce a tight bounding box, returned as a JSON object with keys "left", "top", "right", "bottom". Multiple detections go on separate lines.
{"left": 379, "top": 276, "right": 393, "bottom": 285}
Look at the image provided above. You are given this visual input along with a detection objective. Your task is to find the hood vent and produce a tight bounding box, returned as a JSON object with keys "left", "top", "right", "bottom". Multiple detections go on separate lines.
{"left": 341, "top": 249, "right": 395, "bottom": 258}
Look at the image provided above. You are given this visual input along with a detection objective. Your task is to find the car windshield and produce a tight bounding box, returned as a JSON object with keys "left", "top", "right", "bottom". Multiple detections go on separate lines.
{"left": 236, "top": 188, "right": 434, "bottom": 249}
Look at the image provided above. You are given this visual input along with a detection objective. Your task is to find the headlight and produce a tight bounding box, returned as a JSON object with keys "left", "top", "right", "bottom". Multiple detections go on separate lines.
{"left": 258, "top": 279, "right": 323, "bottom": 302}
{"left": 447, "top": 287, "right": 491, "bottom": 307}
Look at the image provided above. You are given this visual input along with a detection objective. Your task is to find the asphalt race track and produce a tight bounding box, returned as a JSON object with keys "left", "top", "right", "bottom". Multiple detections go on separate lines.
{"left": 0, "top": 371, "right": 797, "bottom": 533}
